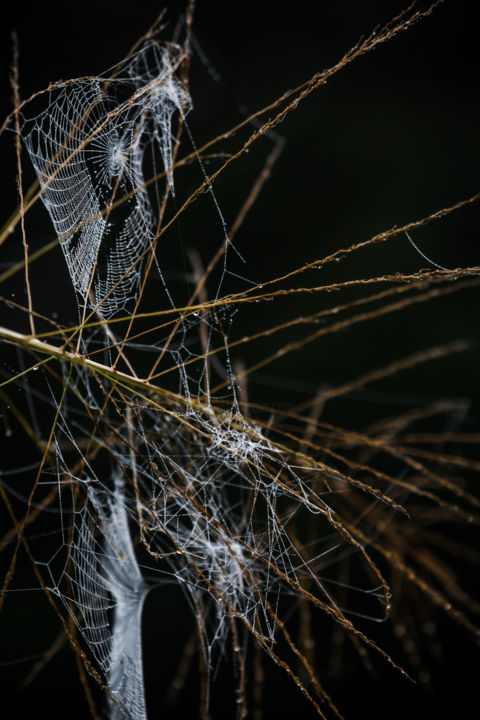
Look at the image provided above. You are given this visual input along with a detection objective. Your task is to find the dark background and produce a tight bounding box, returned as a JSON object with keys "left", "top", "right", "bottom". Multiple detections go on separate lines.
{"left": 0, "top": 1, "right": 479, "bottom": 718}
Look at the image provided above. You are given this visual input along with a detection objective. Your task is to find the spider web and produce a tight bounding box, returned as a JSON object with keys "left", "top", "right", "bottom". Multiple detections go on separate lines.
{"left": 44, "top": 374, "right": 383, "bottom": 714}
{"left": 10, "top": 19, "right": 468, "bottom": 720}
{"left": 44, "top": 474, "right": 149, "bottom": 720}
{"left": 21, "top": 41, "right": 190, "bottom": 317}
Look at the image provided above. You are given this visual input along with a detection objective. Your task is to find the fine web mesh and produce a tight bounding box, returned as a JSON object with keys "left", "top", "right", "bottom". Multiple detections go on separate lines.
{"left": 21, "top": 42, "right": 190, "bottom": 317}
{"left": 46, "top": 476, "right": 148, "bottom": 720}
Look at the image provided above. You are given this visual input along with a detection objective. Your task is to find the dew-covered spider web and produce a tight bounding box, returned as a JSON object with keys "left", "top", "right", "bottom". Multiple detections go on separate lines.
{"left": 2, "top": 6, "right": 480, "bottom": 720}
{"left": 46, "top": 476, "right": 148, "bottom": 720}
{"left": 21, "top": 34, "right": 363, "bottom": 720}
{"left": 22, "top": 41, "right": 191, "bottom": 317}
{"left": 34, "top": 351, "right": 396, "bottom": 720}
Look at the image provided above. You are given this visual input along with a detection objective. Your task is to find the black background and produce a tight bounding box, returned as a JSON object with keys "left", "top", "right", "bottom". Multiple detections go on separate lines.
{"left": 0, "top": 1, "right": 479, "bottom": 719}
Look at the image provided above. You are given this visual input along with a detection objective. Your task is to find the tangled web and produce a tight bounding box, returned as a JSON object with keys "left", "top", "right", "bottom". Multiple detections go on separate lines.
{"left": 5, "top": 8, "right": 479, "bottom": 720}
{"left": 40, "top": 366, "right": 389, "bottom": 720}
{"left": 14, "top": 36, "right": 435, "bottom": 719}
{"left": 22, "top": 42, "right": 190, "bottom": 317}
